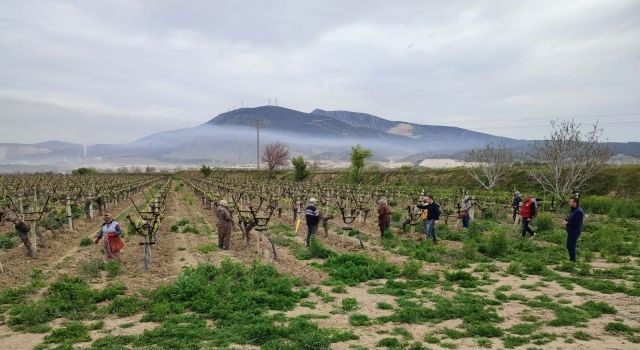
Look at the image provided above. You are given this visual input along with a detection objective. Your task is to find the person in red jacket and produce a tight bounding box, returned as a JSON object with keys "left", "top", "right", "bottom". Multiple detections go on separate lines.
{"left": 520, "top": 195, "right": 536, "bottom": 237}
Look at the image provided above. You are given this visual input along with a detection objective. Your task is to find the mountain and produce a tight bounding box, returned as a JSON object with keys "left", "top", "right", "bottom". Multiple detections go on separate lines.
{"left": 0, "top": 140, "right": 84, "bottom": 164}
{"left": 1, "top": 106, "right": 638, "bottom": 169}
{"left": 311, "top": 109, "right": 519, "bottom": 149}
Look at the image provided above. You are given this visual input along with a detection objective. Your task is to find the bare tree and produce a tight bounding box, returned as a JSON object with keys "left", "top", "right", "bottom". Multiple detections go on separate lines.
{"left": 532, "top": 119, "right": 613, "bottom": 203}
{"left": 466, "top": 143, "right": 514, "bottom": 190}
{"left": 262, "top": 142, "right": 289, "bottom": 178}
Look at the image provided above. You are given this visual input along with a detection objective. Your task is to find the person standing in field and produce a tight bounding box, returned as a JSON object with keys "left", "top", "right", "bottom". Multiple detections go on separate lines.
{"left": 565, "top": 197, "right": 584, "bottom": 262}
{"left": 377, "top": 197, "right": 391, "bottom": 237}
{"left": 460, "top": 195, "right": 472, "bottom": 229}
{"left": 304, "top": 198, "right": 320, "bottom": 247}
{"left": 520, "top": 195, "right": 536, "bottom": 238}
{"left": 94, "top": 212, "right": 124, "bottom": 259}
{"left": 216, "top": 200, "right": 233, "bottom": 250}
{"left": 512, "top": 191, "right": 522, "bottom": 224}
{"left": 416, "top": 194, "right": 440, "bottom": 244}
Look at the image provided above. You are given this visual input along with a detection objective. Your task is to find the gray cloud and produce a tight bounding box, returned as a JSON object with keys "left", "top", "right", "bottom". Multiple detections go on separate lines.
{"left": 0, "top": 0, "right": 638, "bottom": 144}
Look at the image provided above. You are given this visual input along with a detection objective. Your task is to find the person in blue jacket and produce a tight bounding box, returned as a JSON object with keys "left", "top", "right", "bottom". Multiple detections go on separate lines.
{"left": 565, "top": 197, "right": 584, "bottom": 262}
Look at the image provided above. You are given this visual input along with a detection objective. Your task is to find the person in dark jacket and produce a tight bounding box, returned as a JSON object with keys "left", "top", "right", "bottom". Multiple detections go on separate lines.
{"left": 460, "top": 195, "right": 472, "bottom": 229}
{"left": 216, "top": 200, "right": 233, "bottom": 250}
{"left": 565, "top": 197, "right": 584, "bottom": 262}
{"left": 377, "top": 198, "right": 391, "bottom": 237}
{"left": 305, "top": 198, "right": 320, "bottom": 246}
{"left": 520, "top": 195, "right": 536, "bottom": 238}
{"left": 416, "top": 194, "right": 440, "bottom": 244}
{"left": 512, "top": 191, "right": 522, "bottom": 224}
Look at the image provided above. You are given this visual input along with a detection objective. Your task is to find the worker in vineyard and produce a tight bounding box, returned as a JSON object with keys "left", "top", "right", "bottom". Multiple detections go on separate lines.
{"left": 94, "top": 212, "right": 124, "bottom": 259}
{"left": 416, "top": 194, "right": 440, "bottom": 244}
{"left": 216, "top": 200, "right": 233, "bottom": 250}
{"left": 512, "top": 191, "right": 522, "bottom": 224}
{"left": 520, "top": 195, "right": 536, "bottom": 238}
{"left": 377, "top": 197, "right": 391, "bottom": 237}
{"left": 304, "top": 198, "right": 320, "bottom": 246}
{"left": 564, "top": 197, "right": 584, "bottom": 262}
{"left": 460, "top": 195, "right": 472, "bottom": 229}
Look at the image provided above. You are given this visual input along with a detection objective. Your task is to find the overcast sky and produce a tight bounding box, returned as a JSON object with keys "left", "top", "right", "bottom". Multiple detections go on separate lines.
{"left": 1, "top": 0, "right": 639, "bottom": 144}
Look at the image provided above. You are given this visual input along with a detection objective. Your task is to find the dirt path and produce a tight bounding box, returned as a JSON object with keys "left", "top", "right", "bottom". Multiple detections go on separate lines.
{"left": 0, "top": 190, "right": 148, "bottom": 288}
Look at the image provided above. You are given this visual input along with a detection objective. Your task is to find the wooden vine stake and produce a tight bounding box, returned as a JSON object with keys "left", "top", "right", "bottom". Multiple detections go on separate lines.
{"left": 66, "top": 195, "right": 74, "bottom": 231}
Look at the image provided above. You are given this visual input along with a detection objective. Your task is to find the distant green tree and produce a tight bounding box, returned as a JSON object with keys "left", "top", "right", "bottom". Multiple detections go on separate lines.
{"left": 350, "top": 144, "right": 373, "bottom": 183}
{"left": 71, "top": 167, "right": 97, "bottom": 175}
{"left": 291, "top": 156, "right": 310, "bottom": 180}
{"left": 200, "top": 165, "right": 213, "bottom": 178}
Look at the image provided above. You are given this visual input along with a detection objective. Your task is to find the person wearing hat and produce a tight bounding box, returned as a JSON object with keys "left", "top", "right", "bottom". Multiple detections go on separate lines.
{"left": 216, "top": 199, "right": 233, "bottom": 250}
{"left": 460, "top": 195, "right": 473, "bottom": 229}
{"left": 377, "top": 197, "right": 392, "bottom": 237}
{"left": 415, "top": 194, "right": 440, "bottom": 244}
{"left": 304, "top": 198, "right": 320, "bottom": 246}
{"left": 512, "top": 191, "right": 522, "bottom": 224}
{"left": 94, "top": 212, "right": 124, "bottom": 259}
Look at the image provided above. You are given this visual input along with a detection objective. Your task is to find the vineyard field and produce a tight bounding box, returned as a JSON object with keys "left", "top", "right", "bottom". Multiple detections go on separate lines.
{"left": 0, "top": 171, "right": 639, "bottom": 350}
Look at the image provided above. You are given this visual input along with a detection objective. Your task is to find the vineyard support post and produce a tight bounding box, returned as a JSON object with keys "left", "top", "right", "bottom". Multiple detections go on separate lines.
{"left": 66, "top": 195, "right": 73, "bottom": 230}
{"left": 31, "top": 221, "right": 37, "bottom": 257}
{"left": 89, "top": 196, "right": 94, "bottom": 219}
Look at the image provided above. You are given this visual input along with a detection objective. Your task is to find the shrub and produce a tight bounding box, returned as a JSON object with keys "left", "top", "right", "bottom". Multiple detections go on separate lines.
{"left": 308, "top": 237, "right": 332, "bottom": 259}
{"left": 79, "top": 237, "right": 93, "bottom": 247}
{"left": 462, "top": 239, "right": 478, "bottom": 260}
{"left": 321, "top": 254, "right": 399, "bottom": 285}
{"left": 401, "top": 259, "right": 423, "bottom": 279}
{"left": 377, "top": 302, "right": 394, "bottom": 310}
{"left": 43, "top": 321, "right": 91, "bottom": 345}
{"left": 341, "top": 298, "right": 359, "bottom": 311}
{"left": 291, "top": 156, "right": 310, "bottom": 180}
{"left": 377, "top": 337, "right": 401, "bottom": 348}
{"left": 506, "top": 262, "right": 523, "bottom": 276}
{"left": 105, "top": 260, "right": 121, "bottom": 278}
{"left": 107, "top": 295, "right": 145, "bottom": 317}
{"left": 479, "top": 233, "right": 509, "bottom": 258}
{"left": 0, "top": 235, "right": 16, "bottom": 249}
{"left": 197, "top": 243, "right": 216, "bottom": 254}
{"left": 605, "top": 322, "right": 635, "bottom": 334}
{"left": 348, "top": 313, "right": 371, "bottom": 326}
{"left": 534, "top": 213, "right": 554, "bottom": 232}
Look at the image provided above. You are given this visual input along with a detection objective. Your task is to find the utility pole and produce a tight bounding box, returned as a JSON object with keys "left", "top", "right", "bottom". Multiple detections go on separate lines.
{"left": 256, "top": 119, "right": 261, "bottom": 170}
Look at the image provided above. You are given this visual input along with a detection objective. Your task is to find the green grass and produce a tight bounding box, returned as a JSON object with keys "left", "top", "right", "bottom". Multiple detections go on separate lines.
{"left": 341, "top": 298, "right": 359, "bottom": 311}
{"left": 43, "top": 321, "right": 91, "bottom": 345}
{"left": 197, "top": 243, "right": 216, "bottom": 253}
{"left": 377, "top": 302, "right": 394, "bottom": 310}
{"left": 605, "top": 322, "right": 636, "bottom": 334}
{"left": 321, "top": 253, "right": 399, "bottom": 285}
{"left": 8, "top": 276, "right": 125, "bottom": 332}
{"left": 107, "top": 295, "right": 145, "bottom": 317}
{"left": 349, "top": 313, "right": 371, "bottom": 326}
{"left": 79, "top": 237, "right": 93, "bottom": 247}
